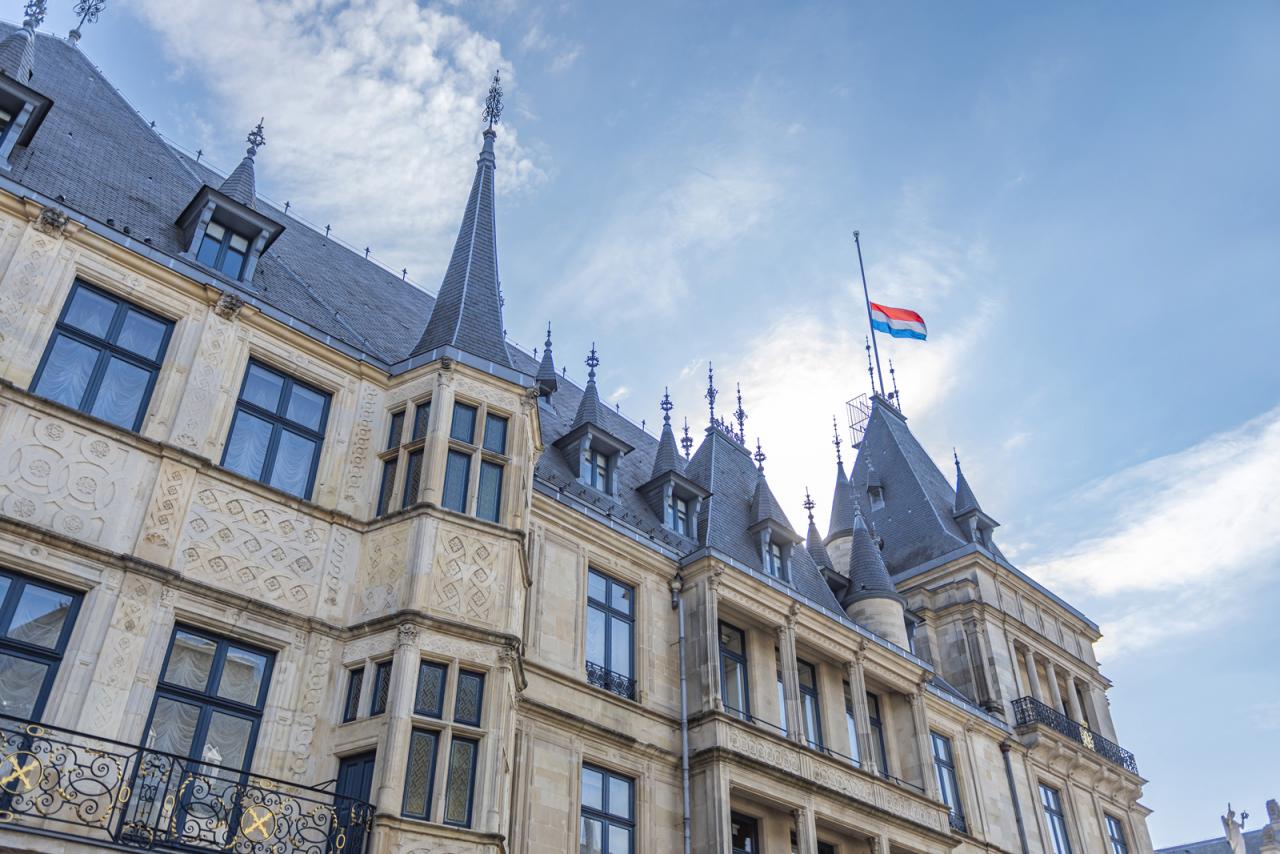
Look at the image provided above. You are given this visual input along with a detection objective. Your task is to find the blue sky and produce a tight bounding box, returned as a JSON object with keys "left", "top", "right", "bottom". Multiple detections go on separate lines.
{"left": 43, "top": 0, "right": 1279, "bottom": 844}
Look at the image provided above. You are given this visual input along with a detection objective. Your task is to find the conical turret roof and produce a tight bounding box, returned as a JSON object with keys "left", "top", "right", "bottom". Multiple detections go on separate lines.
{"left": 841, "top": 507, "right": 899, "bottom": 607}
{"left": 535, "top": 323, "right": 557, "bottom": 397}
{"left": 651, "top": 389, "right": 682, "bottom": 478}
{"left": 0, "top": 2, "right": 43, "bottom": 84}
{"left": 572, "top": 345, "right": 605, "bottom": 429}
{"left": 218, "top": 120, "right": 264, "bottom": 209}
{"left": 828, "top": 460, "right": 858, "bottom": 540}
{"left": 953, "top": 454, "right": 982, "bottom": 517}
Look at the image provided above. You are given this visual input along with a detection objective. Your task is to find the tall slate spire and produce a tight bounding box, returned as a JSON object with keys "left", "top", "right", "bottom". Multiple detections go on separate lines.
{"left": 828, "top": 416, "right": 858, "bottom": 540}
{"left": 536, "top": 322, "right": 557, "bottom": 398}
{"left": 803, "top": 489, "right": 833, "bottom": 571}
{"left": 218, "top": 119, "right": 264, "bottom": 209}
{"left": 841, "top": 506, "right": 899, "bottom": 607}
{"left": 0, "top": 1, "right": 45, "bottom": 83}
{"left": 411, "top": 71, "right": 512, "bottom": 368}
{"left": 651, "top": 388, "right": 682, "bottom": 477}
{"left": 572, "top": 344, "right": 604, "bottom": 429}
{"left": 953, "top": 451, "right": 982, "bottom": 516}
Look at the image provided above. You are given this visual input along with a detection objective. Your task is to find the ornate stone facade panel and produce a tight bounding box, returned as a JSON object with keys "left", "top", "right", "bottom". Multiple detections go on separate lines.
{"left": 171, "top": 310, "right": 238, "bottom": 455}
{"left": 81, "top": 575, "right": 161, "bottom": 736}
{"left": 356, "top": 522, "right": 410, "bottom": 621}
{"left": 428, "top": 526, "right": 505, "bottom": 628}
{"left": 135, "top": 459, "right": 198, "bottom": 565}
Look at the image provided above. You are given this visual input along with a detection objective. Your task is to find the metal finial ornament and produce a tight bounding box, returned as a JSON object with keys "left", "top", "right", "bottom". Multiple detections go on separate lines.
{"left": 734, "top": 383, "right": 747, "bottom": 442}
{"left": 754, "top": 439, "right": 766, "bottom": 473}
{"left": 585, "top": 343, "right": 599, "bottom": 381}
{"left": 803, "top": 487, "right": 816, "bottom": 521}
{"left": 363, "top": 247, "right": 370, "bottom": 259}
{"left": 865, "top": 336, "right": 876, "bottom": 397}
{"left": 832, "top": 415, "right": 843, "bottom": 465}
{"left": 245, "top": 118, "right": 266, "bottom": 157}
{"left": 660, "top": 387, "right": 673, "bottom": 424}
{"left": 705, "top": 363, "right": 718, "bottom": 422}
{"left": 68, "top": 0, "right": 102, "bottom": 41}
{"left": 889, "top": 357, "right": 900, "bottom": 409}
{"left": 681, "top": 417, "right": 693, "bottom": 460}
{"left": 195, "top": 148, "right": 203, "bottom": 162}
{"left": 483, "top": 70, "right": 503, "bottom": 130}
{"left": 401, "top": 268, "right": 407, "bottom": 280}
{"left": 324, "top": 224, "right": 331, "bottom": 239}
{"left": 284, "top": 201, "right": 291, "bottom": 214}
{"left": 544, "top": 322, "right": 553, "bottom": 349}
{"left": 24, "top": 0, "right": 47, "bottom": 30}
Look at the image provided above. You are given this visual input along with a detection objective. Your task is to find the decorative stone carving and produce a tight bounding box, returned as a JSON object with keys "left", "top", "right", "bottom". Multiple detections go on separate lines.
{"left": 287, "top": 634, "right": 333, "bottom": 779}
{"left": 358, "top": 523, "right": 408, "bottom": 619}
{"left": 137, "top": 460, "right": 196, "bottom": 563}
{"left": 212, "top": 292, "right": 245, "bottom": 319}
{"left": 341, "top": 387, "right": 378, "bottom": 507}
{"left": 34, "top": 205, "right": 71, "bottom": 236}
{"left": 397, "top": 623, "right": 421, "bottom": 647}
{"left": 725, "top": 724, "right": 802, "bottom": 775}
{"left": 429, "top": 528, "right": 502, "bottom": 625}
{"left": 173, "top": 312, "right": 234, "bottom": 453}
{"left": 85, "top": 577, "right": 158, "bottom": 734}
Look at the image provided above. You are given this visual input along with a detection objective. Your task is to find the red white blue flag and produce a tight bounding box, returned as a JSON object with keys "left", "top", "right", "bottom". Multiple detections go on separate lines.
{"left": 869, "top": 302, "right": 927, "bottom": 340}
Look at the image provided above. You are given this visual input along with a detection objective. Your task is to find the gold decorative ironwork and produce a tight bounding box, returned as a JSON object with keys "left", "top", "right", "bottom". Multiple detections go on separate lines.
{"left": 0, "top": 752, "right": 41, "bottom": 793}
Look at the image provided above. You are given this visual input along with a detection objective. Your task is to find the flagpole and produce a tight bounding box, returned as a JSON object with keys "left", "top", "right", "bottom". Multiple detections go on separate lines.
{"left": 854, "top": 230, "right": 886, "bottom": 397}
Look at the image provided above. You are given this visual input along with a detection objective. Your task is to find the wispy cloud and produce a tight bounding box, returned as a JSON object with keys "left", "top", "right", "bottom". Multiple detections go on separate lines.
{"left": 131, "top": 0, "right": 543, "bottom": 279}
{"left": 1026, "top": 406, "right": 1280, "bottom": 656}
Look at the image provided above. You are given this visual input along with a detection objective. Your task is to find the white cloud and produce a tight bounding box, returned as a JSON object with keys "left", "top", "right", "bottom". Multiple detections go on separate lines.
{"left": 131, "top": 0, "right": 543, "bottom": 280}
{"left": 1025, "top": 406, "right": 1280, "bottom": 656}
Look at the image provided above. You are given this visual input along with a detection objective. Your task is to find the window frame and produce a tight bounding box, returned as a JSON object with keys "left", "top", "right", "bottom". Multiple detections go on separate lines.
{"left": 196, "top": 219, "right": 253, "bottom": 280}
{"left": 931, "top": 730, "right": 965, "bottom": 827}
{"left": 668, "top": 493, "right": 691, "bottom": 536}
{"left": 1105, "top": 813, "right": 1129, "bottom": 854}
{"left": 842, "top": 680, "right": 861, "bottom": 766}
{"left": 585, "top": 569, "right": 636, "bottom": 700}
{"left": 341, "top": 666, "right": 364, "bottom": 723}
{"left": 442, "top": 398, "right": 511, "bottom": 522}
{"left": 579, "top": 763, "right": 635, "bottom": 854}
{"left": 866, "top": 691, "right": 890, "bottom": 776}
{"left": 369, "top": 660, "right": 393, "bottom": 716}
{"left": 1039, "top": 782, "right": 1073, "bottom": 854}
{"left": 797, "top": 658, "right": 823, "bottom": 750}
{"left": 221, "top": 359, "right": 331, "bottom": 500}
{"left": 400, "top": 658, "right": 487, "bottom": 828}
{"left": 0, "top": 568, "right": 83, "bottom": 722}
{"left": 730, "top": 812, "right": 760, "bottom": 854}
{"left": 30, "top": 280, "right": 174, "bottom": 433}
{"left": 375, "top": 399, "right": 432, "bottom": 516}
{"left": 718, "top": 621, "right": 751, "bottom": 722}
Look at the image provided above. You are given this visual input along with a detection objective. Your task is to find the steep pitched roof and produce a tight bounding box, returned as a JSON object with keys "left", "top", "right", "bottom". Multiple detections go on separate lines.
{"left": 749, "top": 472, "right": 790, "bottom": 529}
{"left": 806, "top": 517, "right": 833, "bottom": 571}
{"left": 572, "top": 350, "right": 606, "bottom": 429}
{"left": 828, "top": 460, "right": 858, "bottom": 541}
{"left": 218, "top": 152, "right": 257, "bottom": 208}
{"left": 953, "top": 456, "right": 983, "bottom": 517}
{"left": 0, "top": 20, "right": 34, "bottom": 82}
{"left": 1155, "top": 827, "right": 1267, "bottom": 854}
{"left": 651, "top": 418, "right": 683, "bottom": 478}
{"left": 535, "top": 324, "right": 558, "bottom": 396}
{"left": 410, "top": 128, "right": 511, "bottom": 368}
{"left": 841, "top": 507, "right": 900, "bottom": 606}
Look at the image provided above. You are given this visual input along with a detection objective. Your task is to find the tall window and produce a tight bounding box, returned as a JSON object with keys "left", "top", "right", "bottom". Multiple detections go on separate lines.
{"left": 580, "top": 765, "right": 633, "bottom": 854}
{"left": 442, "top": 401, "right": 509, "bottom": 523}
{"left": 369, "top": 660, "right": 392, "bottom": 716}
{"left": 0, "top": 569, "right": 81, "bottom": 721}
{"left": 730, "top": 814, "right": 759, "bottom": 854}
{"left": 222, "top": 361, "right": 330, "bottom": 499}
{"left": 341, "top": 667, "right": 364, "bottom": 723}
{"left": 196, "top": 221, "right": 252, "bottom": 279}
{"left": 401, "top": 661, "right": 486, "bottom": 828}
{"left": 764, "top": 540, "right": 786, "bottom": 580}
{"left": 1105, "top": 814, "right": 1129, "bottom": 854}
{"left": 718, "top": 622, "right": 750, "bottom": 721}
{"left": 867, "top": 692, "right": 889, "bottom": 776}
{"left": 775, "top": 652, "right": 788, "bottom": 737}
{"left": 797, "top": 659, "right": 823, "bottom": 750}
{"left": 1039, "top": 783, "right": 1073, "bottom": 854}
{"left": 32, "top": 281, "right": 173, "bottom": 432}
{"left": 931, "top": 731, "right": 965, "bottom": 831}
{"left": 842, "top": 680, "right": 861, "bottom": 766}
{"left": 668, "top": 494, "right": 691, "bottom": 536}
{"left": 586, "top": 570, "right": 635, "bottom": 700}
{"left": 587, "top": 447, "right": 610, "bottom": 492}
{"left": 376, "top": 399, "right": 430, "bottom": 515}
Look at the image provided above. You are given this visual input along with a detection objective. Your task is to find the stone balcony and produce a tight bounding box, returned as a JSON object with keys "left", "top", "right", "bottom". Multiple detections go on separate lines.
{"left": 1012, "top": 696, "right": 1139, "bottom": 775}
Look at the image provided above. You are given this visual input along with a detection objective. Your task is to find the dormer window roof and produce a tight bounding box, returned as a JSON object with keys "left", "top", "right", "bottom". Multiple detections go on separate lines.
{"left": 0, "top": 9, "right": 54, "bottom": 170}
{"left": 748, "top": 447, "right": 802, "bottom": 583}
{"left": 638, "top": 390, "right": 708, "bottom": 537}
{"left": 553, "top": 346, "right": 634, "bottom": 496}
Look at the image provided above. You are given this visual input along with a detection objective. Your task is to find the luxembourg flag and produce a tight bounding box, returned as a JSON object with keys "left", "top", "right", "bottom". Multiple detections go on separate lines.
{"left": 870, "top": 302, "right": 927, "bottom": 341}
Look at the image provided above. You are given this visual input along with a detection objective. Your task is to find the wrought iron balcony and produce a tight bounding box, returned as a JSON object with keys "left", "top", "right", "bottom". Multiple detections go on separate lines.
{"left": 585, "top": 661, "right": 636, "bottom": 701}
{"left": 1011, "top": 696, "right": 1139, "bottom": 775}
{"left": 0, "top": 714, "right": 374, "bottom": 854}
{"left": 948, "top": 810, "right": 968, "bottom": 834}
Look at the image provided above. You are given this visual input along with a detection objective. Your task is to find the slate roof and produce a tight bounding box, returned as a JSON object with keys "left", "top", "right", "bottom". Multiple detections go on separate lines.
{"left": 828, "top": 459, "right": 858, "bottom": 542}
{"left": 1156, "top": 827, "right": 1267, "bottom": 854}
{"left": 0, "top": 20, "right": 34, "bottom": 82}
{"left": 535, "top": 325, "right": 558, "bottom": 396}
{"left": 953, "top": 458, "right": 983, "bottom": 517}
{"left": 651, "top": 417, "right": 683, "bottom": 478}
{"left": 842, "top": 507, "right": 900, "bottom": 606}
{"left": 218, "top": 151, "right": 258, "bottom": 209}
{"left": 805, "top": 517, "right": 833, "bottom": 571}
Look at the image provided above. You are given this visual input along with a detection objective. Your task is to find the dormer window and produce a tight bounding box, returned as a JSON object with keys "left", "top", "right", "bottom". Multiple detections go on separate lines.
{"left": 765, "top": 540, "right": 785, "bottom": 579}
{"left": 587, "top": 447, "right": 611, "bottom": 492}
{"left": 669, "top": 494, "right": 691, "bottom": 536}
{"left": 868, "top": 484, "right": 884, "bottom": 510}
{"left": 196, "top": 221, "right": 252, "bottom": 279}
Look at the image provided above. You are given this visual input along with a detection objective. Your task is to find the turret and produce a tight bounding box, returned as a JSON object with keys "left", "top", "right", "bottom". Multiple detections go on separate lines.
{"left": 841, "top": 506, "right": 908, "bottom": 648}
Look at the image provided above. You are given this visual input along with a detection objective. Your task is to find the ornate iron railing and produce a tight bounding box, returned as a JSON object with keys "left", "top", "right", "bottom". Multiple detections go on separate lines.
{"left": 949, "top": 810, "right": 968, "bottom": 834}
{"left": 0, "top": 714, "right": 373, "bottom": 854}
{"left": 585, "top": 662, "right": 636, "bottom": 701}
{"left": 1011, "top": 696, "right": 1139, "bottom": 775}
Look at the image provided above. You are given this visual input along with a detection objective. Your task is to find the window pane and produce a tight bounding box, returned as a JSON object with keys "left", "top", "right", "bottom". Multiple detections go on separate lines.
{"left": 610, "top": 582, "right": 632, "bottom": 615}
{"left": 454, "top": 671, "right": 484, "bottom": 726}
{"left": 442, "top": 450, "right": 471, "bottom": 513}
{"left": 607, "top": 824, "right": 631, "bottom": 854}
{"left": 586, "top": 606, "right": 607, "bottom": 668}
{"left": 147, "top": 695, "right": 200, "bottom": 756}
{"left": 202, "top": 711, "right": 253, "bottom": 769}
{"left": 580, "top": 817, "right": 604, "bottom": 854}
{"left": 476, "top": 460, "right": 503, "bottom": 521}
{"left": 220, "top": 246, "right": 247, "bottom": 279}
{"left": 371, "top": 662, "right": 392, "bottom": 715}
{"left": 241, "top": 364, "right": 285, "bottom": 412}
{"left": 450, "top": 402, "right": 477, "bottom": 443}
{"left": 0, "top": 576, "right": 9, "bottom": 605}
{"left": 223, "top": 411, "right": 273, "bottom": 481}
{"left": 228, "top": 232, "right": 251, "bottom": 253}
{"left": 443, "top": 737, "right": 477, "bottom": 825}
{"left": 610, "top": 620, "right": 631, "bottom": 678}
{"left": 196, "top": 233, "right": 221, "bottom": 267}
{"left": 64, "top": 287, "right": 116, "bottom": 337}
{"left": 581, "top": 766, "right": 604, "bottom": 811}
{"left": 343, "top": 668, "right": 363, "bottom": 722}
{"left": 286, "top": 384, "right": 327, "bottom": 431}
{"left": 386, "top": 411, "right": 406, "bottom": 450}
{"left": 402, "top": 449, "right": 424, "bottom": 509}
{"left": 34, "top": 334, "right": 98, "bottom": 409}
{"left": 88, "top": 356, "right": 150, "bottom": 428}
{"left": 268, "top": 429, "right": 318, "bottom": 498}
{"left": 412, "top": 402, "right": 431, "bottom": 440}
{"left": 401, "top": 729, "right": 437, "bottom": 818}
{"left": 8, "top": 584, "right": 74, "bottom": 648}
{"left": 415, "top": 662, "right": 446, "bottom": 718}
{"left": 798, "top": 661, "right": 816, "bottom": 690}
{"left": 722, "top": 661, "right": 746, "bottom": 715}
{"left": 588, "top": 571, "right": 607, "bottom": 604}
{"left": 217, "top": 646, "right": 268, "bottom": 705}
{"left": 0, "top": 653, "right": 47, "bottom": 718}
{"left": 117, "top": 309, "right": 168, "bottom": 360}
{"left": 482, "top": 414, "right": 508, "bottom": 454}
{"left": 163, "top": 631, "right": 217, "bottom": 691}
{"left": 205, "top": 221, "right": 226, "bottom": 242}
{"left": 376, "top": 459, "right": 397, "bottom": 516}
{"left": 607, "top": 775, "right": 632, "bottom": 819}
{"left": 719, "top": 623, "right": 744, "bottom": 656}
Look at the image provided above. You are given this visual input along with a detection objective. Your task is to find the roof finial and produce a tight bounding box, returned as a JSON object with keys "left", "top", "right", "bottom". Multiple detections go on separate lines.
{"left": 545, "top": 322, "right": 553, "bottom": 348}
{"left": 585, "top": 342, "right": 599, "bottom": 381}
{"left": 753, "top": 439, "right": 766, "bottom": 473}
{"left": 803, "top": 487, "right": 816, "bottom": 522}
{"left": 832, "top": 415, "right": 843, "bottom": 466}
{"left": 705, "top": 362, "right": 718, "bottom": 423}
{"left": 24, "top": 0, "right": 47, "bottom": 31}
{"left": 889, "top": 357, "right": 901, "bottom": 410}
{"left": 68, "top": 0, "right": 102, "bottom": 43}
{"left": 953, "top": 448, "right": 961, "bottom": 471}
{"left": 246, "top": 118, "right": 266, "bottom": 158}
{"left": 680, "top": 417, "right": 693, "bottom": 460}
{"left": 734, "top": 383, "right": 747, "bottom": 443}
{"left": 483, "top": 69, "right": 503, "bottom": 131}
{"left": 865, "top": 336, "right": 876, "bottom": 397}
{"left": 660, "top": 387, "right": 673, "bottom": 425}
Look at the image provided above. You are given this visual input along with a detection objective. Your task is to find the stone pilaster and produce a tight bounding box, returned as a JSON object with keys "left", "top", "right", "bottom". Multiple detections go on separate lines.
{"left": 910, "top": 687, "right": 942, "bottom": 800}
{"left": 846, "top": 651, "right": 876, "bottom": 775}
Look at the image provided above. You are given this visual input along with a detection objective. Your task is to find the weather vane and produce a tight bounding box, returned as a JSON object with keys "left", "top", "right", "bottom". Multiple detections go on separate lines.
{"left": 483, "top": 70, "right": 503, "bottom": 130}
{"left": 24, "top": 0, "right": 46, "bottom": 30}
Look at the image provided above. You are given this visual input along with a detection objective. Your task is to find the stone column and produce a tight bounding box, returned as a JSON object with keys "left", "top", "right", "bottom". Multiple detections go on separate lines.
{"left": 1021, "top": 646, "right": 1043, "bottom": 702}
{"left": 846, "top": 653, "right": 876, "bottom": 775}
{"left": 705, "top": 572, "right": 723, "bottom": 712}
{"left": 1043, "top": 658, "right": 1065, "bottom": 714}
{"left": 793, "top": 805, "right": 818, "bottom": 854}
{"left": 1088, "top": 684, "right": 1120, "bottom": 742}
{"left": 910, "top": 689, "right": 942, "bottom": 800}
{"left": 420, "top": 369, "right": 456, "bottom": 507}
{"left": 776, "top": 618, "right": 803, "bottom": 745}
{"left": 373, "top": 623, "right": 421, "bottom": 815}
{"left": 1065, "top": 675, "right": 1085, "bottom": 724}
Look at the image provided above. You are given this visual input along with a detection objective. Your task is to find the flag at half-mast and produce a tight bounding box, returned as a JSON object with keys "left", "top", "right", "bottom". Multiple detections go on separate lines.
{"left": 869, "top": 302, "right": 927, "bottom": 341}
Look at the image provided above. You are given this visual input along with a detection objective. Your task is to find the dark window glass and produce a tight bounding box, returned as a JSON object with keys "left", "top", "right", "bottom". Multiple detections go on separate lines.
{"left": 586, "top": 571, "right": 635, "bottom": 699}
{"left": 31, "top": 282, "right": 173, "bottom": 432}
{"left": 401, "top": 729, "right": 438, "bottom": 819}
{"left": 581, "top": 765, "right": 633, "bottom": 853}
{"left": 719, "top": 622, "right": 750, "bottom": 721}
{"left": 342, "top": 668, "right": 363, "bottom": 723}
{"left": 376, "top": 459, "right": 398, "bottom": 516}
{"left": 454, "top": 671, "right": 484, "bottom": 726}
{"left": 476, "top": 460, "right": 503, "bottom": 522}
{"left": 442, "top": 450, "right": 471, "bottom": 513}
{"left": 932, "top": 731, "right": 964, "bottom": 824}
{"left": 412, "top": 402, "right": 431, "bottom": 441}
{"left": 385, "top": 411, "right": 405, "bottom": 450}
{"left": 222, "top": 360, "right": 329, "bottom": 499}
{"left": 588, "top": 448, "right": 610, "bottom": 492}
{"left": 196, "top": 221, "right": 253, "bottom": 280}
{"left": 442, "top": 737, "right": 478, "bottom": 827}
{"left": 482, "top": 413, "right": 508, "bottom": 454}
{"left": 370, "top": 661, "right": 392, "bottom": 716}
{"left": 776, "top": 659, "right": 788, "bottom": 737}
{"left": 402, "top": 449, "right": 424, "bottom": 509}
{"left": 842, "top": 681, "right": 861, "bottom": 765}
{"left": 1040, "top": 784, "right": 1073, "bottom": 854}
{"left": 0, "top": 569, "right": 81, "bottom": 720}
{"left": 450, "top": 402, "right": 477, "bottom": 443}
{"left": 1105, "top": 815, "right": 1129, "bottom": 854}
{"left": 798, "top": 659, "right": 822, "bottom": 749}
{"left": 867, "top": 692, "right": 889, "bottom": 776}
{"left": 731, "top": 813, "right": 759, "bottom": 854}
{"left": 669, "top": 495, "right": 690, "bottom": 536}
{"left": 765, "top": 540, "right": 786, "bottom": 580}
{"left": 414, "top": 661, "right": 447, "bottom": 718}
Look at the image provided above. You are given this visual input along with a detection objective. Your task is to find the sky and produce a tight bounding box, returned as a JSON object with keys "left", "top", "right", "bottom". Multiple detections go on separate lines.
{"left": 39, "top": 0, "right": 1280, "bottom": 845}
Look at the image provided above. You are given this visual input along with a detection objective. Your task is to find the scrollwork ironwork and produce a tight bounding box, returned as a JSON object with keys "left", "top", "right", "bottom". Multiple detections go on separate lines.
{"left": 1011, "top": 696, "right": 1139, "bottom": 775}
{"left": 585, "top": 661, "right": 636, "bottom": 701}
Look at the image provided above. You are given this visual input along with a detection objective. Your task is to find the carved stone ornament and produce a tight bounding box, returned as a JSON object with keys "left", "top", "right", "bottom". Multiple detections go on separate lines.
{"left": 213, "top": 292, "right": 246, "bottom": 320}
{"left": 34, "top": 205, "right": 72, "bottom": 236}
{"left": 396, "top": 623, "right": 421, "bottom": 648}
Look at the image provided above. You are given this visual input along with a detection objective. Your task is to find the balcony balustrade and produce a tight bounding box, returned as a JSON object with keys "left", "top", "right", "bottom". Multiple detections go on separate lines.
{"left": 0, "top": 714, "right": 373, "bottom": 854}
{"left": 585, "top": 661, "right": 636, "bottom": 701}
{"left": 1011, "top": 696, "right": 1139, "bottom": 775}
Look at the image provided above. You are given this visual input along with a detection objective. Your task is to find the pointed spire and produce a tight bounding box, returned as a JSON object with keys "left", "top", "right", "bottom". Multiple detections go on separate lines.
{"left": 832, "top": 415, "right": 843, "bottom": 466}
{"left": 734, "top": 384, "right": 747, "bottom": 443}
{"left": 953, "top": 450, "right": 982, "bottom": 517}
{"left": 680, "top": 417, "right": 693, "bottom": 460}
{"left": 804, "top": 488, "right": 833, "bottom": 571}
{"left": 411, "top": 73, "right": 511, "bottom": 368}
{"left": 705, "top": 363, "right": 718, "bottom": 423}
{"left": 865, "top": 336, "right": 876, "bottom": 397}
{"left": 571, "top": 344, "right": 604, "bottom": 429}
{"left": 828, "top": 415, "right": 858, "bottom": 540}
{"left": 841, "top": 505, "right": 898, "bottom": 607}
{"left": 0, "top": 0, "right": 45, "bottom": 83}
{"left": 218, "top": 119, "right": 264, "bottom": 209}
{"left": 651, "top": 388, "right": 682, "bottom": 477}
{"left": 889, "top": 358, "right": 901, "bottom": 410}
{"left": 750, "top": 467, "right": 788, "bottom": 529}
{"left": 535, "top": 322, "right": 557, "bottom": 398}
{"left": 68, "top": 0, "right": 104, "bottom": 45}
